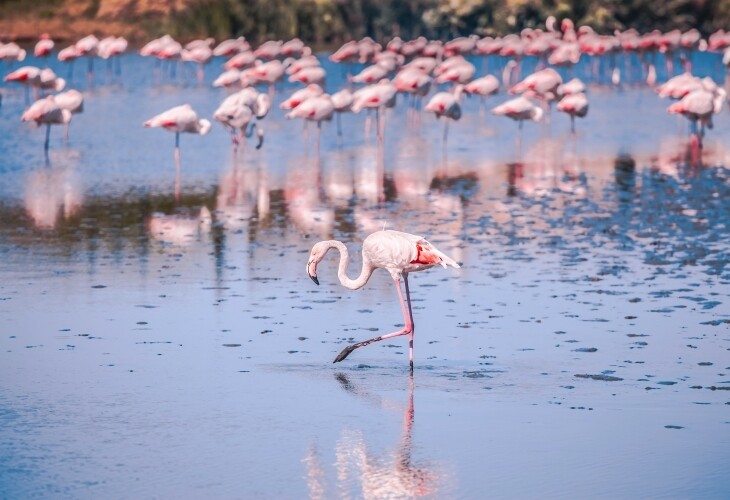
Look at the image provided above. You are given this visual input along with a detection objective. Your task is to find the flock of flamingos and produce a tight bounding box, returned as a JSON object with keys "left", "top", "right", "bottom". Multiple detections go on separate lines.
{"left": 3, "top": 17, "right": 730, "bottom": 157}
{"left": 4, "top": 18, "right": 730, "bottom": 369}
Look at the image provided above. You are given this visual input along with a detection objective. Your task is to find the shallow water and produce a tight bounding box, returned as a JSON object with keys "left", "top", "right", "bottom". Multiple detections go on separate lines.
{"left": 1, "top": 50, "right": 729, "bottom": 499}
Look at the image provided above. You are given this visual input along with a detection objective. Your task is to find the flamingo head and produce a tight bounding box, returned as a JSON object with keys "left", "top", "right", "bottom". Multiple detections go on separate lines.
{"left": 306, "top": 241, "right": 333, "bottom": 285}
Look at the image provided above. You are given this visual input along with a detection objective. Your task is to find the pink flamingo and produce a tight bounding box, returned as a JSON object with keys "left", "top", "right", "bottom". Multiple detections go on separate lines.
{"left": 306, "top": 229, "right": 460, "bottom": 371}
{"left": 393, "top": 67, "right": 432, "bottom": 123}
{"left": 464, "top": 74, "right": 499, "bottom": 115}
{"left": 285, "top": 53, "right": 320, "bottom": 75}
{"left": 253, "top": 40, "right": 283, "bottom": 60}
{"left": 667, "top": 87, "right": 726, "bottom": 146}
{"left": 280, "top": 38, "right": 307, "bottom": 57}
{"left": 223, "top": 50, "right": 256, "bottom": 70}
{"left": 181, "top": 44, "right": 213, "bottom": 84}
{"left": 280, "top": 83, "right": 324, "bottom": 110}
{"left": 143, "top": 104, "right": 211, "bottom": 200}
{"left": 214, "top": 88, "right": 270, "bottom": 149}
{"left": 213, "top": 37, "right": 250, "bottom": 57}
{"left": 351, "top": 63, "right": 391, "bottom": 84}
{"left": 250, "top": 59, "right": 290, "bottom": 95}
{"left": 286, "top": 94, "right": 335, "bottom": 152}
{"left": 97, "top": 36, "right": 128, "bottom": 75}
{"left": 53, "top": 89, "right": 84, "bottom": 142}
{"left": 492, "top": 95, "right": 544, "bottom": 150}
{"left": 351, "top": 79, "right": 397, "bottom": 142}
{"left": 0, "top": 42, "right": 27, "bottom": 63}
{"left": 21, "top": 95, "right": 72, "bottom": 154}
{"left": 425, "top": 85, "right": 463, "bottom": 146}
{"left": 34, "top": 34, "right": 54, "bottom": 60}
{"left": 556, "top": 92, "right": 588, "bottom": 133}
{"left": 331, "top": 88, "right": 353, "bottom": 136}
{"left": 288, "top": 65, "right": 326, "bottom": 85}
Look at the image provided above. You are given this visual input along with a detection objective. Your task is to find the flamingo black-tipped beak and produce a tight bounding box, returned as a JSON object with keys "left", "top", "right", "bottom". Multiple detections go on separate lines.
{"left": 309, "top": 273, "right": 319, "bottom": 285}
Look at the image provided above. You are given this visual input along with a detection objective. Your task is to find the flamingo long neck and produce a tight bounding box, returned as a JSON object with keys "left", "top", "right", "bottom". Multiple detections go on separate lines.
{"left": 327, "top": 240, "right": 375, "bottom": 290}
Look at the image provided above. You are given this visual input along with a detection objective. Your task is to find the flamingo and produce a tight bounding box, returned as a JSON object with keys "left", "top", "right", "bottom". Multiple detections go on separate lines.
{"left": 181, "top": 44, "right": 213, "bottom": 84}
{"left": 97, "top": 36, "right": 128, "bottom": 75}
{"left": 213, "top": 37, "right": 250, "bottom": 57}
{"left": 556, "top": 92, "right": 588, "bottom": 133}
{"left": 280, "top": 83, "right": 324, "bottom": 110}
{"left": 54, "top": 89, "right": 84, "bottom": 142}
{"left": 667, "top": 87, "right": 726, "bottom": 146}
{"left": 0, "top": 42, "right": 27, "bottom": 63}
{"left": 34, "top": 34, "right": 54, "bottom": 59}
{"left": 75, "top": 34, "right": 99, "bottom": 79}
{"left": 351, "top": 79, "right": 397, "bottom": 142}
{"left": 286, "top": 94, "right": 335, "bottom": 152}
{"left": 492, "top": 95, "right": 544, "bottom": 126}
{"left": 288, "top": 65, "right": 326, "bottom": 85}
{"left": 331, "top": 88, "right": 353, "bottom": 136}
{"left": 21, "top": 95, "right": 72, "bottom": 154}
{"left": 464, "top": 74, "right": 499, "bottom": 115}
{"left": 143, "top": 104, "right": 211, "bottom": 199}
{"left": 223, "top": 50, "right": 256, "bottom": 70}
{"left": 424, "top": 85, "right": 463, "bottom": 146}
{"left": 214, "top": 88, "right": 270, "bottom": 149}
{"left": 393, "top": 67, "right": 432, "bottom": 122}
{"left": 286, "top": 53, "right": 320, "bottom": 75}
{"left": 306, "top": 229, "right": 460, "bottom": 371}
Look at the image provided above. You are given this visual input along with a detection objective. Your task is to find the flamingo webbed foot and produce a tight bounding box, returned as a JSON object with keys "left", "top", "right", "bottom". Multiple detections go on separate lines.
{"left": 333, "top": 344, "right": 358, "bottom": 363}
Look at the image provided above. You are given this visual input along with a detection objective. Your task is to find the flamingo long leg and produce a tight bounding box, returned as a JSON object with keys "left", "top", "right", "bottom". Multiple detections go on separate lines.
{"left": 333, "top": 277, "right": 414, "bottom": 368}
{"left": 174, "top": 132, "right": 181, "bottom": 202}
{"left": 44, "top": 123, "right": 51, "bottom": 153}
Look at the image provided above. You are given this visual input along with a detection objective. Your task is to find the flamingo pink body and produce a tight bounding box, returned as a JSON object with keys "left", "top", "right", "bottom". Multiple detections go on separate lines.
{"left": 288, "top": 65, "right": 326, "bottom": 85}
{"left": 306, "top": 229, "right": 460, "bottom": 371}
{"left": 464, "top": 75, "right": 500, "bottom": 97}
{"left": 224, "top": 51, "right": 256, "bottom": 70}
{"left": 280, "top": 84, "right": 324, "bottom": 110}
{"left": 285, "top": 95, "right": 334, "bottom": 123}
{"left": 143, "top": 104, "right": 211, "bottom": 135}
{"left": 510, "top": 68, "right": 563, "bottom": 101}
{"left": 0, "top": 42, "right": 27, "bottom": 62}
{"left": 492, "top": 96, "right": 544, "bottom": 124}
{"left": 425, "top": 89, "right": 462, "bottom": 120}
{"left": 351, "top": 64, "right": 390, "bottom": 84}
{"left": 34, "top": 35, "right": 54, "bottom": 58}
{"left": 393, "top": 68, "right": 432, "bottom": 96}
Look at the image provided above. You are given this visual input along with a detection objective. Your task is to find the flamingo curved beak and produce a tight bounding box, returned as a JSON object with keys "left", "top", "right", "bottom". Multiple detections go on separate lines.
{"left": 307, "top": 261, "right": 319, "bottom": 285}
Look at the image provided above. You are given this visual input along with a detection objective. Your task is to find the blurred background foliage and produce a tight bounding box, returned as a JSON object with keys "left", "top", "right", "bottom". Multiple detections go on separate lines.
{"left": 161, "top": 0, "right": 730, "bottom": 44}
{"left": 0, "top": 0, "right": 728, "bottom": 45}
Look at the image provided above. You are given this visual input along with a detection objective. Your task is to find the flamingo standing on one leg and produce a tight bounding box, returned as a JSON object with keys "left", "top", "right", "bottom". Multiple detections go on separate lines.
{"left": 306, "top": 229, "right": 460, "bottom": 372}
{"left": 424, "top": 85, "right": 463, "bottom": 149}
{"left": 556, "top": 92, "right": 588, "bottom": 134}
{"left": 143, "top": 104, "right": 211, "bottom": 200}
{"left": 286, "top": 94, "right": 335, "bottom": 154}
{"left": 54, "top": 89, "right": 84, "bottom": 143}
{"left": 21, "top": 95, "right": 72, "bottom": 156}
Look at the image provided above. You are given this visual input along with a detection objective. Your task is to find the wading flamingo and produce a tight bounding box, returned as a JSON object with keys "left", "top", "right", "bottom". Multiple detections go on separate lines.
{"left": 21, "top": 95, "right": 72, "bottom": 154}
{"left": 143, "top": 104, "right": 211, "bottom": 200}
{"left": 306, "top": 229, "right": 460, "bottom": 372}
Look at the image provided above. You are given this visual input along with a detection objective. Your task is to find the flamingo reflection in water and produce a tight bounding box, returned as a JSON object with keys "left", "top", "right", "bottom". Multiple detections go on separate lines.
{"left": 506, "top": 137, "right": 588, "bottom": 198}
{"left": 216, "top": 152, "right": 270, "bottom": 232}
{"left": 303, "top": 374, "right": 442, "bottom": 499}
{"left": 24, "top": 154, "right": 83, "bottom": 230}
{"left": 148, "top": 206, "right": 212, "bottom": 245}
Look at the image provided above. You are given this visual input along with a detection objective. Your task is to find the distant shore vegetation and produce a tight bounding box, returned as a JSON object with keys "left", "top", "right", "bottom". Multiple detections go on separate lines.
{"left": 0, "top": 0, "right": 728, "bottom": 45}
